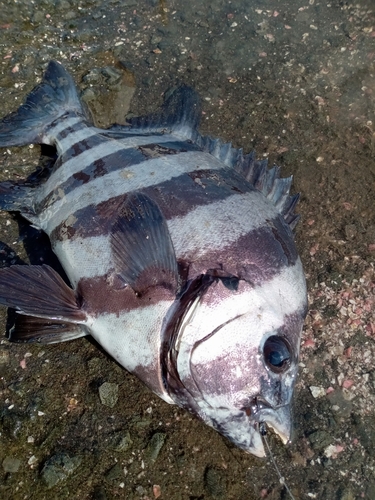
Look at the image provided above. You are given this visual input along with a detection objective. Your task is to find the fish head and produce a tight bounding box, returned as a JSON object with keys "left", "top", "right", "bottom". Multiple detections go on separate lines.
{"left": 164, "top": 264, "right": 307, "bottom": 457}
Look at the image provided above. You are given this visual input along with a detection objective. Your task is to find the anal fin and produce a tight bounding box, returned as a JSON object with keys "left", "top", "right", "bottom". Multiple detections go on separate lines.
{"left": 9, "top": 315, "right": 88, "bottom": 344}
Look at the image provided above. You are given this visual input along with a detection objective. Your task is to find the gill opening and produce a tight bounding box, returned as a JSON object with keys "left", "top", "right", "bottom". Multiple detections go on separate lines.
{"left": 259, "top": 422, "right": 296, "bottom": 500}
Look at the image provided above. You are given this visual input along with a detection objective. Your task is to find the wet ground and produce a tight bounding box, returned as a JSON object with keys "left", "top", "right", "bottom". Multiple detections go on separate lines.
{"left": 0, "top": 0, "right": 374, "bottom": 499}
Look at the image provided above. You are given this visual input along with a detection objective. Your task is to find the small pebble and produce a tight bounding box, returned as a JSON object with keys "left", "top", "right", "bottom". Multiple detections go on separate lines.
{"left": 99, "top": 382, "right": 119, "bottom": 408}
{"left": 2, "top": 456, "right": 21, "bottom": 472}
{"left": 145, "top": 433, "right": 166, "bottom": 462}
{"left": 309, "top": 386, "right": 326, "bottom": 398}
{"left": 41, "top": 453, "right": 82, "bottom": 489}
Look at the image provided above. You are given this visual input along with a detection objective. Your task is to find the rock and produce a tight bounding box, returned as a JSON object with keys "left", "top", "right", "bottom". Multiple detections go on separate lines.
{"left": 82, "top": 67, "right": 135, "bottom": 128}
{"left": 2, "top": 456, "right": 21, "bottom": 472}
{"left": 32, "top": 11, "right": 45, "bottom": 23}
{"left": 109, "top": 430, "right": 133, "bottom": 452}
{"left": 0, "top": 350, "right": 10, "bottom": 365}
{"left": 41, "top": 452, "right": 82, "bottom": 489}
{"left": 81, "top": 88, "right": 97, "bottom": 103}
{"left": 145, "top": 432, "right": 166, "bottom": 462}
{"left": 87, "top": 357, "right": 102, "bottom": 373}
{"left": 308, "top": 430, "right": 332, "bottom": 451}
{"left": 309, "top": 385, "right": 326, "bottom": 398}
{"left": 99, "top": 382, "right": 119, "bottom": 408}
{"left": 82, "top": 68, "right": 102, "bottom": 84}
{"left": 55, "top": 0, "right": 71, "bottom": 10}
{"left": 204, "top": 466, "right": 227, "bottom": 498}
{"left": 352, "top": 414, "right": 375, "bottom": 454}
{"left": 105, "top": 462, "right": 123, "bottom": 483}
{"left": 115, "top": 432, "right": 133, "bottom": 452}
{"left": 336, "top": 485, "right": 355, "bottom": 500}
{"left": 101, "top": 66, "right": 122, "bottom": 86}
{"left": 134, "top": 417, "right": 152, "bottom": 429}
{"left": 135, "top": 485, "right": 147, "bottom": 495}
{"left": 91, "top": 485, "right": 108, "bottom": 500}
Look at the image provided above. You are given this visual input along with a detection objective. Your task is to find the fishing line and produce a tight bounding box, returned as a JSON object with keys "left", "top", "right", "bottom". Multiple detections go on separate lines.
{"left": 259, "top": 422, "right": 296, "bottom": 500}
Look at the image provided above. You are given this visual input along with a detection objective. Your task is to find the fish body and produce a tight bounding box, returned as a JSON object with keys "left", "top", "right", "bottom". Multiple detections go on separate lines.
{"left": 0, "top": 61, "right": 307, "bottom": 457}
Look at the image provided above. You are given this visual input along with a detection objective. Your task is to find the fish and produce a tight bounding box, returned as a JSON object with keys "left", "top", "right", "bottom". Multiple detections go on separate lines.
{"left": 0, "top": 61, "right": 307, "bottom": 457}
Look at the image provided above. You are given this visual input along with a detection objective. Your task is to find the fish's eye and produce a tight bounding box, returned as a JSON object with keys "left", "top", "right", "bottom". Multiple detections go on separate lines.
{"left": 263, "top": 336, "right": 291, "bottom": 373}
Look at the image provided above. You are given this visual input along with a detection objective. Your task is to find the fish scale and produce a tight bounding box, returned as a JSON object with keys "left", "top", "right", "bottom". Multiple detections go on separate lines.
{"left": 0, "top": 61, "right": 307, "bottom": 457}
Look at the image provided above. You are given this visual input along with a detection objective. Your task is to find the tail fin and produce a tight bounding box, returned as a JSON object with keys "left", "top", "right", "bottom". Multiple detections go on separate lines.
{"left": 0, "top": 61, "right": 83, "bottom": 147}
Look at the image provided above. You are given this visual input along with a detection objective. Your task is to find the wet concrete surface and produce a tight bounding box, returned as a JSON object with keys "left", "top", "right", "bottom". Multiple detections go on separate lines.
{"left": 0, "top": 0, "right": 375, "bottom": 498}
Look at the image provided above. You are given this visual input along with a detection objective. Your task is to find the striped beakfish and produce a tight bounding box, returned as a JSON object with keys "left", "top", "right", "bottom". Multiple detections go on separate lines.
{"left": 0, "top": 61, "right": 307, "bottom": 457}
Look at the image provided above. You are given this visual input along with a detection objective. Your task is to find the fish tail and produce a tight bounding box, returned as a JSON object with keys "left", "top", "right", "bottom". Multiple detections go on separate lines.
{"left": 0, "top": 61, "right": 83, "bottom": 147}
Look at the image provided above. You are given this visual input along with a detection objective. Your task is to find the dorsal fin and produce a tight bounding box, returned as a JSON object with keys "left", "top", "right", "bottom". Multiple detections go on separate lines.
{"left": 195, "top": 134, "right": 300, "bottom": 229}
{"left": 104, "top": 83, "right": 300, "bottom": 228}
{"left": 107, "top": 85, "right": 201, "bottom": 141}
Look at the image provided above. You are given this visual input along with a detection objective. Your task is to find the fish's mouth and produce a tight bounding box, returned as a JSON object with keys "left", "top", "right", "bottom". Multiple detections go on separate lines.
{"left": 245, "top": 399, "right": 292, "bottom": 457}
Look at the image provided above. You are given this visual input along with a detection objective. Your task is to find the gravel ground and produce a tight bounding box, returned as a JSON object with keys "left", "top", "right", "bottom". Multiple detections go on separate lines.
{"left": 0, "top": 0, "right": 375, "bottom": 499}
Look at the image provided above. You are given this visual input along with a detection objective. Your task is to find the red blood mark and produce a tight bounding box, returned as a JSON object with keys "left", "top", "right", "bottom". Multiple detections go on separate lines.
{"left": 303, "top": 338, "right": 315, "bottom": 348}
{"left": 344, "top": 347, "right": 352, "bottom": 358}
{"left": 342, "top": 379, "right": 354, "bottom": 389}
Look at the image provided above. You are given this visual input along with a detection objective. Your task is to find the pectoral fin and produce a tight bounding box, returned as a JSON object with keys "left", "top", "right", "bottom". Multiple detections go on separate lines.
{"left": 110, "top": 192, "right": 178, "bottom": 295}
{"left": 0, "top": 264, "right": 86, "bottom": 322}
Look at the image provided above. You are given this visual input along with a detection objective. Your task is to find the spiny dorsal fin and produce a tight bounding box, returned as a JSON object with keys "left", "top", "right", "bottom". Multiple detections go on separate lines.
{"left": 195, "top": 134, "right": 300, "bottom": 229}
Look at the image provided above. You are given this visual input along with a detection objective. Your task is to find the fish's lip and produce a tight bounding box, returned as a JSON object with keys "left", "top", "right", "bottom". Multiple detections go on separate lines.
{"left": 252, "top": 404, "right": 292, "bottom": 448}
{"left": 248, "top": 430, "right": 266, "bottom": 458}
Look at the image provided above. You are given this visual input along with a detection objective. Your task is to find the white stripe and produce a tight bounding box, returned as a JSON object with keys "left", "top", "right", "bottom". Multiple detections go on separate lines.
{"left": 88, "top": 302, "right": 171, "bottom": 375}
{"left": 168, "top": 190, "right": 277, "bottom": 259}
{"left": 39, "top": 132, "right": 193, "bottom": 198}
{"left": 51, "top": 191, "right": 279, "bottom": 282}
{"left": 55, "top": 126, "right": 99, "bottom": 153}
{"left": 53, "top": 235, "right": 111, "bottom": 286}
{"left": 40, "top": 150, "right": 224, "bottom": 232}
{"left": 42, "top": 116, "right": 83, "bottom": 143}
